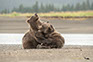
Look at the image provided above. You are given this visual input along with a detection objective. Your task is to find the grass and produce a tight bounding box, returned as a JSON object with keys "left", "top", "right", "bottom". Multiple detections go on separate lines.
{"left": 0, "top": 11, "right": 93, "bottom": 17}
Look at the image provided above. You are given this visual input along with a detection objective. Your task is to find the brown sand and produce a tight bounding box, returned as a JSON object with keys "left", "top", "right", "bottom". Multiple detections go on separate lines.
{"left": 0, "top": 16, "right": 93, "bottom": 33}
{"left": 0, "top": 44, "right": 93, "bottom": 62}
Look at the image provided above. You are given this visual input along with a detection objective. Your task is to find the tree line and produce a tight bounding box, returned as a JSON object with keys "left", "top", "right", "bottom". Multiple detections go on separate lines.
{"left": 1, "top": 0, "right": 93, "bottom": 13}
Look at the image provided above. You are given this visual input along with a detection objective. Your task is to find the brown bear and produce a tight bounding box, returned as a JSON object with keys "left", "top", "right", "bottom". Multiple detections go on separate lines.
{"left": 22, "top": 14, "right": 44, "bottom": 49}
{"left": 22, "top": 30, "right": 38, "bottom": 49}
{"left": 35, "top": 22, "right": 52, "bottom": 44}
{"left": 36, "top": 22, "right": 65, "bottom": 48}
{"left": 26, "top": 13, "right": 43, "bottom": 31}
{"left": 22, "top": 13, "right": 65, "bottom": 49}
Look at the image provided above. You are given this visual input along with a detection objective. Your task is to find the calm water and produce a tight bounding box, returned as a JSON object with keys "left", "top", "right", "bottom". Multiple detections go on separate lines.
{"left": 0, "top": 33, "right": 93, "bottom": 45}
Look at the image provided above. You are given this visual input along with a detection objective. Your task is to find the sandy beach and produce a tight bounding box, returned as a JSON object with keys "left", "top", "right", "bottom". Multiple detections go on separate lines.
{"left": 0, "top": 16, "right": 93, "bottom": 62}
{"left": 0, "top": 44, "right": 93, "bottom": 62}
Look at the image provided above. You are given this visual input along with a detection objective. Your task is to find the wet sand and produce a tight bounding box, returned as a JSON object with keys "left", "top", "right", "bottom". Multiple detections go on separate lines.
{"left": 0, "top": 44, "right": 93, "bottom": 62}
{"left": 0, "top": 16, "right": 93, "bottom": 33}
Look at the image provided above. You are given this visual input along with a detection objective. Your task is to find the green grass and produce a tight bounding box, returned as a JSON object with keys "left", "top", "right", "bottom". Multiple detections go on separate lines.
{"left": 0, "top": 11, "right": 93, "bottom": 17}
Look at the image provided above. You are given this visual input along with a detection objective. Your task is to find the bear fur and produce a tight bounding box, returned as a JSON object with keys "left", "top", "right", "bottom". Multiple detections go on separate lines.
{"left": 36, "top": 22, "right": 65, "bottom": 48}
{"left": 26, "top": 13, "right": 43, "bottom": 31}
{"left": 22, "top": 14, "right": 65, "bottom": 49}
{"left": 22, "top": 30, "right": 38, "bottom": 49}
{"left": 22, "top": 14, "right": 44, "bottom": 49}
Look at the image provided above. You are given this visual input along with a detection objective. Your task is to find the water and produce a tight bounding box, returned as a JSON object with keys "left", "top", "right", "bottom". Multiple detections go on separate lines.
{"left": 0, "top": 33, "right": 93, "bottom": 45}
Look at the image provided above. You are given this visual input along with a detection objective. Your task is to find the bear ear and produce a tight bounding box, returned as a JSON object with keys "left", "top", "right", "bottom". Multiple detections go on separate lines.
{"left": 34, "top": 13, "right": 39, "bottom": 21}
{"left": 50, "top": 25, "right": 54, "bottom": 32}
{"left": 35, "top": 13, "right": 38, "bottom": 17}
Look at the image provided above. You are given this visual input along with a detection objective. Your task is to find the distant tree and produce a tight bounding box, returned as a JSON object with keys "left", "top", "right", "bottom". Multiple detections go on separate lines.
{"left": 48, "top": 4, "right": 55, "bottom": 11}
{"left": 19, "top": 4, "right": 24, "bottom": 13}
{"left": 62, "top": 5, "right": 67, "bottom": 11}
{"left": 40, "top": 3, "right": 45, "bottom": 12}
{"left": 66, "top": 4, "right": 71, "bottom": 11}
{"left": 86, "top": 0, "right": 90, "bottom": 10}
{"left": 32, "top": 1, "right": 39, "bottom": 13}
{"left": 23, "top": 7, "right": 33, "bottom": 13}
{"left": 51, "top": 4, "right": 55, "bottom": 11}
{"left": 1, "top": 9, "right": 9, "bottom": 14}
{"left": 81, "top": 1, "right": 87, "bottom": 10}
{"left": 90, "top": 2, "right": 93, "bottom": 10}
{"left": 75, "top": 3, "right": 81, "bottom": 11}
{"left": 12, "top": 7, "right": 18, "bottom": 12}
{"left": 45, "top": 4, "right": 50, "bottom": 12}
{"left": 10, "top": 0, "right": 93, "bottom": 13}
{"left": 70, "top": 5, "right": 74, "bottom": 11}
{"left": 54, "top": 7, "right": 60, "bottom": 12}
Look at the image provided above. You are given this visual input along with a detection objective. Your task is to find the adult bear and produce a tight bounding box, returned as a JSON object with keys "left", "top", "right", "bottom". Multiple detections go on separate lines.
{"left": 22, "top": 14, "right": 44, "bottom": 49}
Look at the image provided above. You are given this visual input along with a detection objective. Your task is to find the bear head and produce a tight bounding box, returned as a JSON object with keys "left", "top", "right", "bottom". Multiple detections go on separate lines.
{"left": 27, "top": 14, "right": 42, "bottom": 31}
{"left": 39, "top": 22, "right": 55, "bottom": 35}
